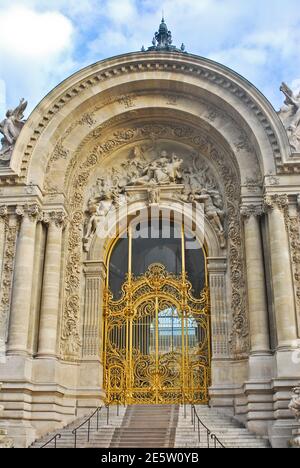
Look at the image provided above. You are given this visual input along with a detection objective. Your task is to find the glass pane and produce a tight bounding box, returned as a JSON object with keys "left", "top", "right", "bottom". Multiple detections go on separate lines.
{"left": 157, "top": 307, "right": 182, "bottom": 354}
{"left": 185, "top": 235, "right": 206, "bottom": 298}
{"left": 109, "top": 237, "right": 129, "bottom": 299}
{"left": 132, "top": 220, "right": 182, "bottom": 276}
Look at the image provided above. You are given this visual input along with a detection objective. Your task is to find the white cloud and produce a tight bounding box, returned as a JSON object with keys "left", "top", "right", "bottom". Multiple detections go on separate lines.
{"left": 0, "top": 80, "right": 6, "bottom": 117}
{"left": 0, "top": 4, "right": 76, "bottom": 115}
{"left": 1, "top": 0, "right": 300, "bottom": 114}
{"left": 0, "top": 6, "right": 73, "bottom": 58}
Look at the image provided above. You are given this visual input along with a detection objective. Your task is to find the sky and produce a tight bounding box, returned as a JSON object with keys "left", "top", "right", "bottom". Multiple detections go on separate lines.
{"left": 1, "top": 0, "right": 300, "bottom": 118}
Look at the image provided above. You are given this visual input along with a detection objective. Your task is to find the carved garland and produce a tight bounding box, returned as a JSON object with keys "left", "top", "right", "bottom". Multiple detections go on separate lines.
{"left": 17, "top": 58, "right": 284, "bottom": 183}
{"left": 60, "top": 124, "right": 250, "bottom": 360}
{"left": 0, "top": 209, "right": 18, "bottom": 344}
{"left": 285, "top": 206, "right": 300, "bottom": 322}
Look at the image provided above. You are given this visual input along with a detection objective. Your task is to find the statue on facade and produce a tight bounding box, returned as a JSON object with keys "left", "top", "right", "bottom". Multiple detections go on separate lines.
{"left": 279, "top": 83, "right": 300, "bottom": 152}
{"left": 130, "top": 151, "right": 183, "bottom": 186}
{"left": 190, "top": 188, "right": 226, "bottom": 248}
{"left": 0, "top": 99, "right": 27, "bottom": 165}
{"left": 289, "top": 385, "right": 300, "bottom": 448}
{"left": 83, "top": 196, "right": 114, "bottom": 251}
{"left": 84, "top": 147, "right": 226, "bottom": 251}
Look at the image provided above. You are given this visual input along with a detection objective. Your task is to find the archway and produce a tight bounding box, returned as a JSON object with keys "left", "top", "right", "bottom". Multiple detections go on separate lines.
{"left": 103, "top": 217, "right": 210, "bottom": 405}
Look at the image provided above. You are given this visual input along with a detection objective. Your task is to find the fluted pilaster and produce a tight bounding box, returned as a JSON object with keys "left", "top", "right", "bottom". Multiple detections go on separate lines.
{"left": 264, "top": 194, "right": 297, "bottom": 348}
{"left": 7, "top": 205, "right": 40, "bottom": 354}
{"left": 241, "top": 205, "right": 270, "bottom": 354}
{"left": 37, "top": 211, "right": 66, "bottom": 358}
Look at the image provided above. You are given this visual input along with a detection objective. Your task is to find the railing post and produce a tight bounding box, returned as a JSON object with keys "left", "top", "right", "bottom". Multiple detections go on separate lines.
{"left": 97, "top": 409, "right": 99, "bottom": 432}
{"left": 107, "top": 406, "right": 110, "bottom": 426}
{"left": 74, "top": 430, "right": 77, "bottom": 449}
{"left": 88, "top": 419, "right": 91, "bottom": 442}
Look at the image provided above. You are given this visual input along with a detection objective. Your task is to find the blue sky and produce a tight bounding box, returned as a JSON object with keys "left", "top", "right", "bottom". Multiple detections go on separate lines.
{"left": 1, "top": 0, "right": 300, "bottom": 117}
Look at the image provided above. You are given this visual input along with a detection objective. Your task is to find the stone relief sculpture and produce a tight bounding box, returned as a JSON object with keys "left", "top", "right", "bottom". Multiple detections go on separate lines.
{"left": 0, "top": 99, "right": 27, "bottom": 165}
{"left": 83, "top": 147, "right": 226, "bottom": 250}
{"left": 289, "top": 385, "right": 300, "bottom": 448}
{"left": 279, "top": 83, "right": 300, "bottom": 152}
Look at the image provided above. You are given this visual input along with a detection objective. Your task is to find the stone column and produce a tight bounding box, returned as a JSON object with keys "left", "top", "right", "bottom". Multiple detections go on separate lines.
{"left": 37, "top": 211, "right": 66, "bottom": 358}
{"left": 7, "top": 205, "right": 40, "bottom": 355}
{"left": 241, "top": 205, "right": 270, "bottom": 354}
{"left": 265, "top": 194, "right": 297, "bottom": 348}
{"left": 0, "top": 206, "right": 8, "bottom": 286}
{"left": 264, "top": 194, "right": 298, "bottom": 348}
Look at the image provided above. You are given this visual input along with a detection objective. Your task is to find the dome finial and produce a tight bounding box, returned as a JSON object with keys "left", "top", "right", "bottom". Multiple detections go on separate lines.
{"left": 142, "top": 15, "right": 187, "bottom": 54}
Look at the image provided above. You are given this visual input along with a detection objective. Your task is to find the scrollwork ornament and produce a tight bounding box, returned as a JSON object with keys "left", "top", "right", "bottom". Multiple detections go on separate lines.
{"left": 0, "top": 215, "right": 18, "bottom": 344}
{"left": 16, "top": 204, "right": 41, "bottom": 222}
{"left": 45, "top": 211, "right": 68, "bottom": 229}
{"left": 263, "top": 194, "right": 289, "bottom": 212}
{"left": 240, "top": 204, "right": 264, "bottom": 219}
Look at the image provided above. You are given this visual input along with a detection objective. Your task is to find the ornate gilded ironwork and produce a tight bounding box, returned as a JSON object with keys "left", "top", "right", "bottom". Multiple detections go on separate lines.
{"left": 103, "top": 263, "right": 210, "bottom": 406}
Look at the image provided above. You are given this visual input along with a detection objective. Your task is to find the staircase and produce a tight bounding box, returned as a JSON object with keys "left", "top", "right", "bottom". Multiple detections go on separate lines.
{"left": 175, "top": 406, "right": 271, "bottom": 449}
{"left": 31, "top": 404, "right": 271, "bottom": 449}
{"left": 30, "top": 406, "right": 126, "bottom": 448}
{"left": 110, "top": 405, "right": 179, "bottom": 448}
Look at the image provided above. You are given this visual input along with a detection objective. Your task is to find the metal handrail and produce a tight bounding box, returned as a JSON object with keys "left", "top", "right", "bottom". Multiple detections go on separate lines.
{"left": 41, "top": 405, "right": 111, "bottom": 449}
{"left": 190, "top": 405, "right": 226, "bottom": 449}
{"left": 41, "top": 433, "right": 62, "bottom": 449}
{"left": 72, "top": 406, "right": 110, "bottom": 449}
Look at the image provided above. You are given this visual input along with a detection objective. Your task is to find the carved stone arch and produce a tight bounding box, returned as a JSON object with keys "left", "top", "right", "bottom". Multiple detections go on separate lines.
{"left": 88, "top": 199, "right": 222, "bottom": 262}
{"left": 10, "top": 52, "right": 294, "bottom": 185}
{"left": 60, "top": 119, "right": 248, "bottom": 362}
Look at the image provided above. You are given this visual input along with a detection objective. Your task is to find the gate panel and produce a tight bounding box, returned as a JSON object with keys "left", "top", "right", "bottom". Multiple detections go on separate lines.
{"left": 104, "top": 264, "right": 210, "bottom": 405}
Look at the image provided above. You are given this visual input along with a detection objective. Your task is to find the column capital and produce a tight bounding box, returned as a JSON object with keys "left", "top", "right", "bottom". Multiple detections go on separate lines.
{"left": 16, "top": 204, "right": 42, "bottom": 223}
{"left": 263, "top": 194, "right": 289, "bottom": 212}
{"left": 240, "top": 204, "right": 264, "bottom": 219}
{"left": 43, "top": 210, "right": 68, "bottom": 228}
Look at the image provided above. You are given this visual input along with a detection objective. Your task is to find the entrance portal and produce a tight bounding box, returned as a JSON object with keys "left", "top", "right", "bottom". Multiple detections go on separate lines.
{"left": 103, "top": 221, "right": 211, "bottom": 405}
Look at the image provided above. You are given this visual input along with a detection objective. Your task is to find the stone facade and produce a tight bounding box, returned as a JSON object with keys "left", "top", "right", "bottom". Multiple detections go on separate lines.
{"left": 0, "top": 46, "right": 299, "bottom": 448}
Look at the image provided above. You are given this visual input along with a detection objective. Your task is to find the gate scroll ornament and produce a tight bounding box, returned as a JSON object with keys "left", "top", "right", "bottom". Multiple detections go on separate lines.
{"left": 103, "top": 264, "right": 210, "bottom": 406}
